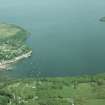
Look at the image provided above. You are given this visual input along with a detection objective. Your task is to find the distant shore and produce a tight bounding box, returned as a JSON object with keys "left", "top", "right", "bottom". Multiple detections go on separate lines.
{"left": 0, "top": 51, "right": 32, "bottom": 70}
{"left": 100, "top": 16, "right": 105, "bottom": 22}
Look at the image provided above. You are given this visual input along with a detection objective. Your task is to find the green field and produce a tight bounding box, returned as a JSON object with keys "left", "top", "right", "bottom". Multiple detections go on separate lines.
{"left": 0, "top": 74, "right": 105, "bottom": 105}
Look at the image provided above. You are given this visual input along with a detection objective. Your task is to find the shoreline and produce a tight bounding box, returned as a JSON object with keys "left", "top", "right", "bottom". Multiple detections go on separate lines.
{"left": 0, "top": 51, "right": 32, "bottom": 70}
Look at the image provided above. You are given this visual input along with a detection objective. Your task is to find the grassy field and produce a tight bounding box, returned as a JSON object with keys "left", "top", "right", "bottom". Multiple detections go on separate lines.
{"left": 0, "top": 23, "right": 28, "bottom": 40}
{"left": 0, "top": 23, "right": 20, "bottom": 38}
{"left": 0, "top": 74, "right": 105, "bottom": 105}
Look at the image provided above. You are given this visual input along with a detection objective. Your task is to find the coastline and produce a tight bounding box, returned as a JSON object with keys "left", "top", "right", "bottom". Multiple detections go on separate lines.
{"left": 0, "top": 51, "right": 32, "bottom": 70}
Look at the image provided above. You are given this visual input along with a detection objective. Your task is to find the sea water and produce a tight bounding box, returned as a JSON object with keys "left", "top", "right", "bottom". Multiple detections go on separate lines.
{"left": 0, "top": 0, "right": 105, "bottom": 78}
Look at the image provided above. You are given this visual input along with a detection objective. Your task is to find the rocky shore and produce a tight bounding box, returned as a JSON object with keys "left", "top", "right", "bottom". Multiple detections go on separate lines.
{"left": 0, "top": 51, "right": 32, "bottom": 70}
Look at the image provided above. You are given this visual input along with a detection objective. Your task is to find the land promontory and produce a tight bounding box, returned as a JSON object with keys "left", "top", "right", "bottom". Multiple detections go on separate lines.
{"left": 0, "top": 23, "right": 32, "bottom": 69}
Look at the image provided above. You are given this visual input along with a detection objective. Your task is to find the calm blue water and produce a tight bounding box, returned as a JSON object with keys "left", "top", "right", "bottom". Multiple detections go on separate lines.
{"left": 0, "top": 0, "right": 105, "bottom": 78}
